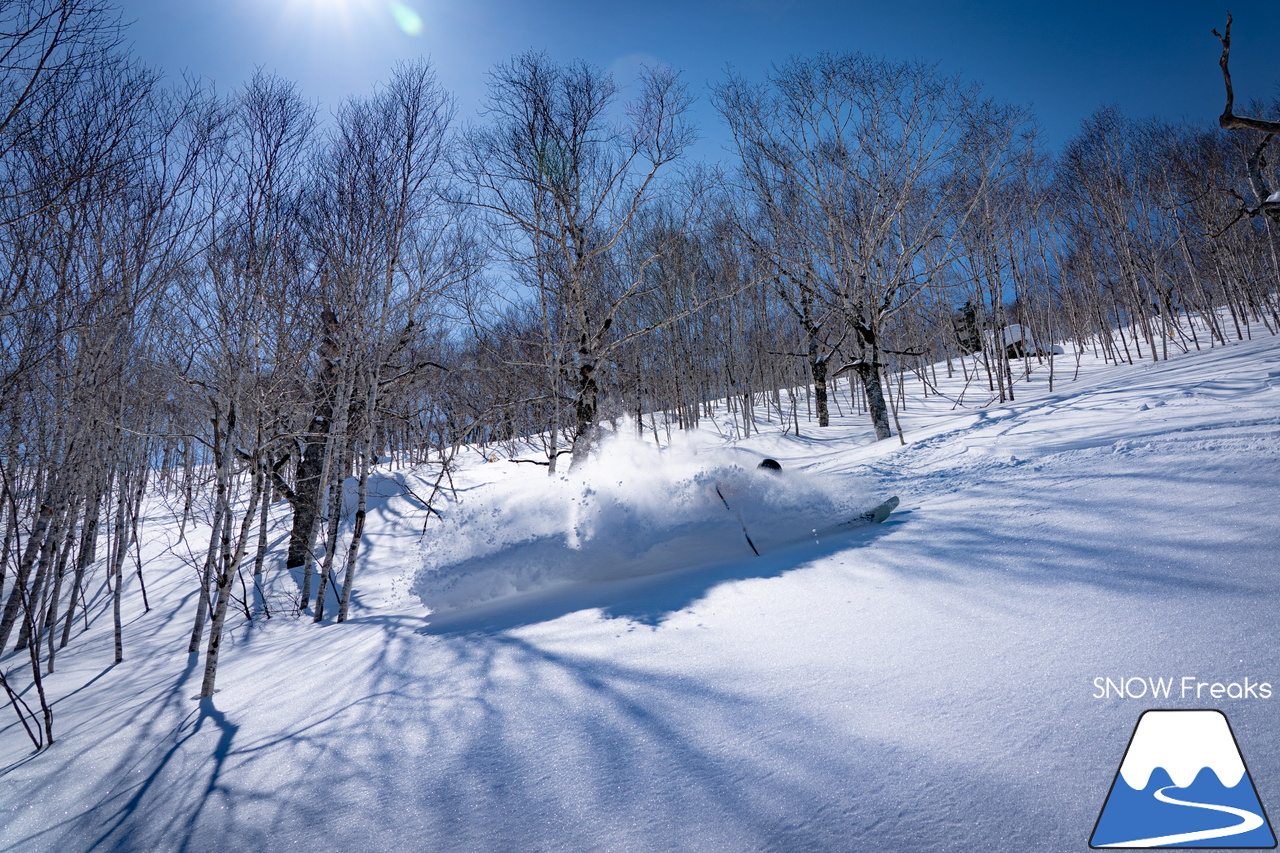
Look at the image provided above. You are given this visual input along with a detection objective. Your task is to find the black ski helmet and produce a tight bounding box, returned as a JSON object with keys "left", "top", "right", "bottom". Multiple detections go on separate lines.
{"left": 758, "top": 458, "right": 781, "bottom": 472}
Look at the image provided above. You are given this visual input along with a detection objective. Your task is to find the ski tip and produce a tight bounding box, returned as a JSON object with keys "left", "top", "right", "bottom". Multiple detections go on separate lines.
{"left": 871, "top": 496, "right": 900, "bottom": 523}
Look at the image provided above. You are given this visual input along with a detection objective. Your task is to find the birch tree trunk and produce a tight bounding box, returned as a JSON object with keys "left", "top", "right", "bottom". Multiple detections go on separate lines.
{"left": 338, "top": 383, "right": 377, "bottom": 622}
{"left": 200, "top": 419, "right": 262, "bottom": 698}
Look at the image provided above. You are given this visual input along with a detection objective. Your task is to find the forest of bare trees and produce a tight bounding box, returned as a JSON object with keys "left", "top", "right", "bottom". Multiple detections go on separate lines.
{"left": 1, "top": 1, "right": 1277, "bottom": 748}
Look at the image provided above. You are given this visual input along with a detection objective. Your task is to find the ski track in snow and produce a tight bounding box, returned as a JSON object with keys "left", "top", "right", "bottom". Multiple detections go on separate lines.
{"left": 2, "top": 328, "right": 1279, "bottom": 852}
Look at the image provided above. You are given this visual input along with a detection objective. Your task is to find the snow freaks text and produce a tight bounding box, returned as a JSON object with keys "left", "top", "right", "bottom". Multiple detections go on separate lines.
{"left": 1092, "top": 677, "right": 1274, "bottom": 700}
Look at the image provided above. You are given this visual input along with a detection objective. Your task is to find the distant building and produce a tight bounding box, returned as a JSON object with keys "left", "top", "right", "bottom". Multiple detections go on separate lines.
{"left": 982, "top": 324, "right": 1063, "bottom": 359}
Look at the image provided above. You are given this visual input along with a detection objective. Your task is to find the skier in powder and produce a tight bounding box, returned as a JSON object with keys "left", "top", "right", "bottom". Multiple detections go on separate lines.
{"left": 718, "top": 457, "right": 897, "bottom": 556}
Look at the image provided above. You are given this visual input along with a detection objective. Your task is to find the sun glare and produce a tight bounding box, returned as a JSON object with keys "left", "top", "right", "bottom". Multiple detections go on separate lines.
{"left": 389, "top": 1, "right": 424, "bottom": 36}
{"left": 280, "top": 0, "right": 425, "bottom": 38}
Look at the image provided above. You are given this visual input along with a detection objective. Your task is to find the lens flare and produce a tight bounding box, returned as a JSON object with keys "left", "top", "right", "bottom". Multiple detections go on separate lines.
{"left": 388, "top": 1, "right": 424, "bottom": 36}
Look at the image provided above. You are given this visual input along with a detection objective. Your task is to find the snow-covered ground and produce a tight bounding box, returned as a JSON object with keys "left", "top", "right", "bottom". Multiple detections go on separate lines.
{"left": 2, "top": 329, "right": 1279, "bottom": 852}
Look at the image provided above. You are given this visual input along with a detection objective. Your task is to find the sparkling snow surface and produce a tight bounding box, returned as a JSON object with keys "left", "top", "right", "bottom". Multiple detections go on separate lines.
{"left": 2, "top": 328, "right": 1279, "bottom": 852}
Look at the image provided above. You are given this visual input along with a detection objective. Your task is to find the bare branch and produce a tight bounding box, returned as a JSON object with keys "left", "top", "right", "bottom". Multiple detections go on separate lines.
{"left": 1214, "top": 14, "right": 1280, "bottom": 134}
{"left": 1212, "top": 15, "right": 1280, "bottom": 221}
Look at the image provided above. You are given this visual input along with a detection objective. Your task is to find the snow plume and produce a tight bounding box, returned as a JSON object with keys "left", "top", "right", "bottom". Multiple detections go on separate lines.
{"left": 413, "top": 434, "right": 870, "bottom": 614}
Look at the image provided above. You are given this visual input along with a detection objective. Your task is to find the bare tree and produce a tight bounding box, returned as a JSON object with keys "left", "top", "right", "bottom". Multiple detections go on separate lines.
{"left": 291, "top": 60, "right": 468, "bottom": 619}
{"left": 716, "top": 53, "right": 1035, "bottom": 440}
{"left": 0, "top": 0, "right": 124, "bottom": 227}
{"left": 457, "top": 52, "right": 695, "bottom": 468}
{"left": 1213, "top": 13, "right": 1280, "bottom": 223}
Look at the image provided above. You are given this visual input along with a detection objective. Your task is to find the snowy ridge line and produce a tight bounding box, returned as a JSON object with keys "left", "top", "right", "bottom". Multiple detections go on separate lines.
{"left": 469, "top": 313, "right": 1271, "bottom": 472}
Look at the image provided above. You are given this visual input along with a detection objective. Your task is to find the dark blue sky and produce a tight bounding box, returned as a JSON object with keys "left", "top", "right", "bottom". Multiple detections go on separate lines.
{"left": 115, "top": 0, "right": 1278, "bottom": 161}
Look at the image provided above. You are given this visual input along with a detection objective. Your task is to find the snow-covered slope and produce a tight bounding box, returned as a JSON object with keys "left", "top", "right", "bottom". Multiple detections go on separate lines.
{"left": 2, "top": 330, "right": 1278, "bottom": 852}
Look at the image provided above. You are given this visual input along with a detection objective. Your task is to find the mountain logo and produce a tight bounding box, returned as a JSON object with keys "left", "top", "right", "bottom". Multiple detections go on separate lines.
{"left": 1091, "top": 710, "right": 1276, "bottom": 848}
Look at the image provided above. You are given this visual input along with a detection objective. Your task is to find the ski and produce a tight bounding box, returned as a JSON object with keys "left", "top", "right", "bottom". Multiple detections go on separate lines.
{"left": 849, "top": 495, "right": 900, "bottom": 527}
{"left": 803, "top": 495, "right": 900, "bottom": 539}
{"left": 733, "top": 495, "right": 900, "bottom": 557}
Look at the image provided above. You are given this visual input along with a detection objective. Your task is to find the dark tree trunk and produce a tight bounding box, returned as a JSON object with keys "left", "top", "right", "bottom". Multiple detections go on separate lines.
{"left": 569, "top": 355, "right": 599, "bottom": 468}
{"left": 849, "top": 320, "right": 892, "bottom": 441}
{"left": 810, "top": 353, "right": 829, "bottom": 428}
{"left": 854, "top": 361, "right": 893, "bottom": 441}
{"left": 60, "top": 484, "right": 103, "bottom": 649}
{"left": 285, "top": 310, "right": 342, "bottom": 611}
{"left": 0, "top": 502, "right": 54, "bottom": 654}
{"left": 286, "top": 410, "right": 330, "bottom": 572}
{"left": 16, "top": 499, "right": 75, "bottom": 652}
